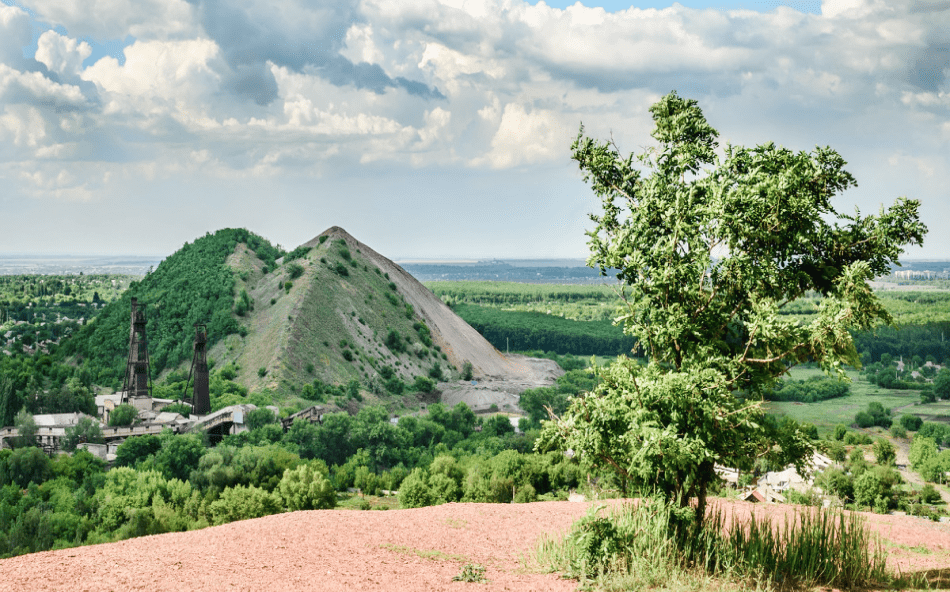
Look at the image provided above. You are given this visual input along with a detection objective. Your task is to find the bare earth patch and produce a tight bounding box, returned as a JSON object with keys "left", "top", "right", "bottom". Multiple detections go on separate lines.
{"left": 2, "top": 500, "right": 949, "bottom": 591}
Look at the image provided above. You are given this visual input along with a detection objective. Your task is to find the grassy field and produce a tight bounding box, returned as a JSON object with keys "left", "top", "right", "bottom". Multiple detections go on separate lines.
{"left": 764, "top": 367, "right": 925, "bottom": 435}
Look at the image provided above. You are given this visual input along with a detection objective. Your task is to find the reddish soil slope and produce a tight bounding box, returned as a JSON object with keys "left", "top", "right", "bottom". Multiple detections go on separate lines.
{"left": 1, "top": 501, "right": 948, "bottom": 592}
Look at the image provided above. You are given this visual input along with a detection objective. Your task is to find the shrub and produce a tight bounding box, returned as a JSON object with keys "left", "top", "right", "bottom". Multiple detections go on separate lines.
{"left": 412, "top": 376, "right": 435, "bottom": 393}
{"left": 210, "top": 485, "right": 282, "bottom": 525}
{"left": 398, "top": 468, "right": 433, "bottom": 508}
{"left": 319, "top": 235, "right": 328, "bottom": 244}
{"left": 461, "top": 361, "right": 474, "bottom": 381}
{"left": 246, "top": 408, "right": 277, "bottom": 430}
{"left": 890, "top": 424, "right": 907, "bottom": 439}
{"left": 385, "top": 330, "right": 405, "bottom": 353}
{"left": 333, "top": 263, "right": 349, "bottom": 277}
{"left": 278, "top": 462, "right": 335, "bottom": 511}
{"left": 258, "top": 367, "right": 267, "bottom": 378}
{"left": 342, "top": 350, "right": 354, "bottom": 362}
{"left": 899, "top": 414, "right": 923, "bottom": 432}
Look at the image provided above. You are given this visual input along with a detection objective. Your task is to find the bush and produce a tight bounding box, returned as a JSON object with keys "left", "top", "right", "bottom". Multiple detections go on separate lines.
{"left": 412, "top": 376, "right": 435, "bottom": 393}
{"left": 398, "top": 468, "right": 433, "bottom": 508}
{"left": 899, "top": 414, "right": 923, "bottom": 432}
{"left": 278, "top": 462, "right": 336, "bottom": 511}
{"left": 246, "top": 408, "right": 277, "bottom": 431}
{"left": 209, "top": 484, "right": 282, "bottom": 525}
{"left": 258, "top": 367, "right": 267, "bottom": 378}
{"left": 333, "top": 263, "right": 349, "bottom": 277}
{"left": 461, "top": 361, "right": 474, "bottom": 381}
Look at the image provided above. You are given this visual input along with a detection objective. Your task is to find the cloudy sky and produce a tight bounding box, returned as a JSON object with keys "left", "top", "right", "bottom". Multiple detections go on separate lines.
{"left": 0, "top": 0, "right": 948, "bottom": 260}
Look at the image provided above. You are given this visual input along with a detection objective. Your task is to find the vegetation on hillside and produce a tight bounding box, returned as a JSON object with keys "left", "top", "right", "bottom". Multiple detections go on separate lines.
{"left": 58, "top": 229, "right": 282, "bottom": 386}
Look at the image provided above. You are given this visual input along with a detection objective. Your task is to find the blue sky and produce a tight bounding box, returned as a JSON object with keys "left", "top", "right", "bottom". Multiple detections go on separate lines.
{"left": 0, "top": 0, "right": 947, "bottom": 259}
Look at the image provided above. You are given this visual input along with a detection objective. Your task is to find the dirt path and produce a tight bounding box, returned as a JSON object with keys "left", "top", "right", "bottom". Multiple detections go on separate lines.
{"left": 2, "top": 500, "right": 949, "bottom": 592}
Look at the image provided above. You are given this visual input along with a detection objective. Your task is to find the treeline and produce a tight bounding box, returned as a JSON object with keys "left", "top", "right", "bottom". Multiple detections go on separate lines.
{"left": 58, "top": 229, "right": 283, "bottom": 386}
{"left": 765, "top": 375, "right": 850, "bottom": 403}
{"left": 852, "top": 322, "right": 950, "bottom": 364}
{"left": 426, "top": 281, "right": 619, "bottom": 305}
{"left": 0, "top": 401, "right": 586, "bottom": 558}
{"left": 453, "top": 303, "right": 636, "bottom": 356}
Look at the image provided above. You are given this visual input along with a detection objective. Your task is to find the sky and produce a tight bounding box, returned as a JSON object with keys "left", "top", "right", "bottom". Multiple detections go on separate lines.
{"left": 0, "top": 0, "right": 947, "bottom": 260}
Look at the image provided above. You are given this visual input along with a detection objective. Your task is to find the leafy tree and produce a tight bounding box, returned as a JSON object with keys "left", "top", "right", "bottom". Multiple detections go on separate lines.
{"left": 899, "top": 414, "right": 923, "bottom": 432}
{"left": 209, "top": 484, "right": 282, "bottom": 525}
{"left": 246, "top": 407, "right": 277, "bottom": 431}
{"left": 873, "top": 438, "right": 896, "bottom": 465}
{"left": 12, "top": 408, "right": 37, "bottom": 448}
{"left": 278, "top": 461, "right": 335, "bottom": 510}
{"left": 398, "top": 468, "right": 433, "bottom": 508}
{"left": 152, "top": 433, "right": 205, "bottom": 482}
{"left": 3, "top": 446, "right": 51, "bottom": 487}
{"left": 62, "top": 417, "right": 105, "bottom": 452}
{"left": 934, "top": 368, "right": 950, "bottom": 400}
{"left": 910, "top": 436, "right": 938, "bottom": 470}
{"left": 108, "top": 404, "right": 137, "bottom": 427}
{"left": 540, "top": 91, "right": 925, "bottom": 525}
{"left": 114, "top": 434, "right": 162, "bottom": 468}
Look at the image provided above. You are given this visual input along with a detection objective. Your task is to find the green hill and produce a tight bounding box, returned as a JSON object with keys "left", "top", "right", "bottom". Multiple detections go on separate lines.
{"left": 58, "top": 228, "right": 281, "bottom": 386}
{"left": 57, "top": 226, "right": 532, "bottom": 411}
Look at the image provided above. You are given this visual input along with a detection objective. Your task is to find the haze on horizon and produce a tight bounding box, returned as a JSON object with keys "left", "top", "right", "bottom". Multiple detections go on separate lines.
{"left": 1, "top": 0, "right": 948, "bottom": 260}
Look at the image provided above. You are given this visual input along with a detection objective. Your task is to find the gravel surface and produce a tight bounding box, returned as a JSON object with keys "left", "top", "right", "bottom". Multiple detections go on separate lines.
{"left": 2, "top": 500, "right": 949, "bottom": 591}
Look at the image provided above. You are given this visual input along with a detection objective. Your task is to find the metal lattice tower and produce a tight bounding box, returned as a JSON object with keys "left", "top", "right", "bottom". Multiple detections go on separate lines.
{"left": 121, "top": 297, "right": 152, "bottom": 405}
{"left": 185, "top": 323, "right": 211, "bottom": 415}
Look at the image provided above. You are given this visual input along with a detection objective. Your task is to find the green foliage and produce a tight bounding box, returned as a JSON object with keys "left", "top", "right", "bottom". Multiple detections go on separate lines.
{"left": 767, "top": 375, "right": 850, "bottom": 402}
{"left": 398, "top": 468, "right": 433, "bottom": 508}
{"left": 412, "top": 376, "right": 435, "bottom": 393}
{"left": 151, "top": 433, "right": 205, "bottom": 482}
{"left": 333, "top": 262, "right": 349, "bottom": 277}
{"left": 899, "top": 414, "right": 923, "bottom": 432}
{"left": 855, "top": 402, "right": 891, "bottom": 429}
{"left": 461, "top": 361, "right": 473, "bottom": 381}
{"left": 538, "top": 500, "right": 890, "bottom": 590}
{"left": 452, "top": 564, "right": 488, "bottom": 583}
{"left": 873, "top": 439, "right": 896, "bottom": 465}
{"left": 246, "top": 408, "right": 277, "bottom": 431}
{"left": 454, "top": 303, "right": 635, "bottom": 356}
{"left": 543, "top": 91, "right": 924, "bottom": 525}
{"left": 278, "top": 461, "right": 335, "bottom": 510}
{"left": 160, "top": 403, "right": 191, "bottom": 417}
{"left": 108, "top": 404, "right": 137, "bottom": 427}
{"left": 59, "top": 229, "right": 280, "bottom": 385}
{"left": 12, "top": 408, "right": 37, "bottom": 448}
{"left": 283, "top": 245, "right": 311, "bottom": 263}
{"left": 209, "top": 484, "right": 282, "bottom": 525}
{"left": 2, "top": 447, "right": 51, "bottom": 488}
{"left": 114, "top": 434, "right": 162, "bottom": 468}
{"left": 62, "top": 417, "right": 105, "bottom": 452}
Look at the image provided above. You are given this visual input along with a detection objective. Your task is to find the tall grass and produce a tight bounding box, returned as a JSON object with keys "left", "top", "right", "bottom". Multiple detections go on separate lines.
{"left": 535, "top": 499, "right": 893, "bottom": 591}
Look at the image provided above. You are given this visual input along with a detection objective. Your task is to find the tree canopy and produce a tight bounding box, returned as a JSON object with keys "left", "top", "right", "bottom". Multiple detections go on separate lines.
{"left": 540, "top": 91, "right": 926, "bottom": 524}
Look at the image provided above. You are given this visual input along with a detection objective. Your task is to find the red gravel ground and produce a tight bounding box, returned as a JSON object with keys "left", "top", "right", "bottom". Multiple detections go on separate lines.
{"left": 1, "top": 500, "right": 949, "bottom": 592}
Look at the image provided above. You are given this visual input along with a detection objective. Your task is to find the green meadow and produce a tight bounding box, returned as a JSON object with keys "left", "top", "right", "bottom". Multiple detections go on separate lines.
{"left": 764, "top": 367, "right": 927, "bottom": 435}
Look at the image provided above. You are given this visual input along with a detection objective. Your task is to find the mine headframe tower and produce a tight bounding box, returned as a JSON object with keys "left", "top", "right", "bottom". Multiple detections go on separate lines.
{"left": 182, "top": 322, "right": 211, "bottom": 415}
{"left": 121, "top": 297, "right": 153, "bottom": 409}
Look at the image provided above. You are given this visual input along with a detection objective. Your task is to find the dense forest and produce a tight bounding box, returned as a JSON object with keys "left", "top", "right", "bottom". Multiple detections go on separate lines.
{"left": 0, "top": 400, "right": 588, "bottom": 558}
{"left": 451, "top": 303, "right": 636, "bottom": 356}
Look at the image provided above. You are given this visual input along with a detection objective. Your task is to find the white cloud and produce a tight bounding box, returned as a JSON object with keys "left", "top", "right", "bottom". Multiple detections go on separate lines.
{"left": 0, "top": 5, "right": 32, "bottom": 66}
{"left": 474, "top": 102, "right": 567, "bottom": 168}
{"left": 23, "top": 0, "right": 197, "bottom": 40}
{"left": 81, "top": 39, "right": 224, "bottom": 123}
{"left": 36, "top": 30, "right": 92, "bottom": 79}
